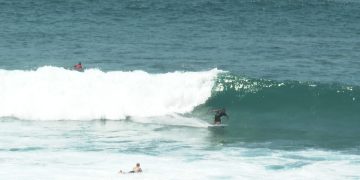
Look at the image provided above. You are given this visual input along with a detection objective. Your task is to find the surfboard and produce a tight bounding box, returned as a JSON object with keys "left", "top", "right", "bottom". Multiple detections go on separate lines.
{"left": 208, "top": 124, "right": 228, "bottom": 128}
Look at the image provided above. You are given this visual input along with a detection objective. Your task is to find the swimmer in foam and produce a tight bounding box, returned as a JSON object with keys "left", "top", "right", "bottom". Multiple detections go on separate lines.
{"left": 212, "top": 108, "right": 228, "bottom": 124}
{"left": 73, "top": 62, "right": 83, "bottom": 71}
{"left": 119, "top": 163, "right": 142, "bottom": 174}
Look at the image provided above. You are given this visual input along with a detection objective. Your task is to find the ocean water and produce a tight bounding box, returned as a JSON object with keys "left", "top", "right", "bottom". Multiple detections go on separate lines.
{"left": 1, "top": 0, "right": 360, "bottom": 179}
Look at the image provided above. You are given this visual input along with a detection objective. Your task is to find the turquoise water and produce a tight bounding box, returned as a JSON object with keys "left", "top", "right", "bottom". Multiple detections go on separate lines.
{"left": 1, "top": 0, "right": 360, "bottom": 179}
{"left": 1, "top": 0, "right": 360, "bottom": 84}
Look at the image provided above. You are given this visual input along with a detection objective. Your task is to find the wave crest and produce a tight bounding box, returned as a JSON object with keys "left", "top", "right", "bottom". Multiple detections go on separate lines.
{"left": 0, "top": 66, "right": 220, "bottom": 120}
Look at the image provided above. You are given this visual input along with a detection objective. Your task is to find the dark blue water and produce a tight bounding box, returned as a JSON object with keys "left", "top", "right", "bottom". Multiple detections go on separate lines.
{"left": 1, "top": 0, "right": 360, "bottom": 84}
{"left": 200, "top": 74, "right": 360, "bottom": 150}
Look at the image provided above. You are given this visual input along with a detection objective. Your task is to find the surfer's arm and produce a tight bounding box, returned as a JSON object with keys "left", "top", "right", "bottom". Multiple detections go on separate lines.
{"left": 208, "top": 109, "right": 217, "bottom": 115}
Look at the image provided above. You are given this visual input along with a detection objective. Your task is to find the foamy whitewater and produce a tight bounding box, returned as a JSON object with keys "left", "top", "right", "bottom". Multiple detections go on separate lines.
{"left": 1, "top": 67, "right": 360, "bottom": 180}
{"left": 0, "top": 67, "right": 218, "bottom": 120}
{"left": 1, "top": 118, "right": 360, "bottom": 180}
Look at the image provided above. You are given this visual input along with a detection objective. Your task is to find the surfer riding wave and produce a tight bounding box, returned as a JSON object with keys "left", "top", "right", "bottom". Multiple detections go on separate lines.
{"left": 212, "top": 108, "right": 228, "bottom": 124}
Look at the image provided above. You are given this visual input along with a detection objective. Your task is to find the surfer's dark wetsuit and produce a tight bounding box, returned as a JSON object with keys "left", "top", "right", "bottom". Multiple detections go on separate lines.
{"left": 214, "top": 109, "right": 228, "bottom": 124}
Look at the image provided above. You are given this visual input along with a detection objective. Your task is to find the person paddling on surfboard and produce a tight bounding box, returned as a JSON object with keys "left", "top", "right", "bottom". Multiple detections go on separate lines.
{"left": 74, "top": 62, "right": 83, "bottom": 71}
{"left": 119, "top": 163, "right": 142, "bottom": 174}
{"left": 212, "top": 108, "right": 228, "bottom": 124}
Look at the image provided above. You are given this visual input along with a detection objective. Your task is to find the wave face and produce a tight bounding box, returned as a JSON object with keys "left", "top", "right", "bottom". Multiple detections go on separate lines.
{"left": 0, "top": 66, "right": 219, "bottom": 120}
{"left": 201, "top": 73, "right": 360, "bottom": 149}
{"left": 2, "top": 67, "right": 360, "bottom": 148}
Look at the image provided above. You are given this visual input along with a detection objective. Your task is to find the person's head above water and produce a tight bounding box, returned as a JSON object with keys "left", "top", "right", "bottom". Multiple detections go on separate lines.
{"left": 136, "top": 163, "right": 140, "bottom": 167}
{"left": 78, "top": 62, "right": 81, "bottom": 65}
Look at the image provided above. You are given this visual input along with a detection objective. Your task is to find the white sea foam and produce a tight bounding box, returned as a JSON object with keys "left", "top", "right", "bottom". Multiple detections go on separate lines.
{"left": 1, "top": 149, "right": 360, "bottom": 180}
{"left": 0, "top": 66, "right": 220, "bottom": 120}
{"left": 131, "top": 114, "right": 210, "bottom": 128}
{"left": 1, "top": 118, "right": 360, "bottom": 180}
